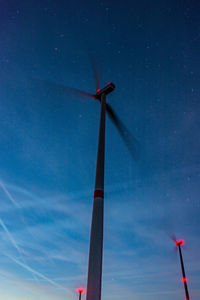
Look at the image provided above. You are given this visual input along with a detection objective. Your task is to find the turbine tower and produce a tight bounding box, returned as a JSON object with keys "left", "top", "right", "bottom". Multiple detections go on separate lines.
{"left": 175, "top": 239, "right": 190, "bottom": 300}
{"left": 86, "top": 83, "right": 115, "bottom": 300}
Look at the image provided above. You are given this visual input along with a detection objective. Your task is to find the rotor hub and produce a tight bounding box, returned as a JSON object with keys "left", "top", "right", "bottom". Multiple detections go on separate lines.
{"left": 95, "top": 82, "right": 115, "bottom": 100}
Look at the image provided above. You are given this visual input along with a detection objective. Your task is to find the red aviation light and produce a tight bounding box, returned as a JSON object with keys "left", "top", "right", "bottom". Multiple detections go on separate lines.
{"left": 96, "top": 88, "right": 100, "bottom": 93}
{"left": 175, "top": 239, "right": 184, "bottom": 246}
{"left": 182, "top": 277, "right": 187, "bottom": 283}
{"left": 76, "top": 288, "right": 85, "bottom": 294}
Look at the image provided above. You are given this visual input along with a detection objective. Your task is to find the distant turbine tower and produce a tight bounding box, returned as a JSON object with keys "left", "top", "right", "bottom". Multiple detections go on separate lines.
{"left": 34, "top": 69, "right": 139, "bottom": 300}
{"left": 174, "top": 239, "right": 190, "bottom": 300}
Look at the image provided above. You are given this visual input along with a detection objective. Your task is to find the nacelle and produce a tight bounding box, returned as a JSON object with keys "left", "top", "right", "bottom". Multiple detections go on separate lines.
{"left": 95, "top": 82, "right": 115, "bottom": 99}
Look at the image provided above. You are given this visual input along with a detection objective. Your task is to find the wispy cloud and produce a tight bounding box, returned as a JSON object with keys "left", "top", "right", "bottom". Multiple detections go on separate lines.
{"left": 3, "top": 253, "right": 69, "bottom": 292}
{"left": 0, "top": 180, "right": 20, "bottom": 208}
{"left": 0, "top": 218, "right": 23, "bottom": 255}
{"left": 0, "top": 268, "right": 73, "bottom": 300}
{"left": 0, "top": 177, "right": 199, "bottom": 300}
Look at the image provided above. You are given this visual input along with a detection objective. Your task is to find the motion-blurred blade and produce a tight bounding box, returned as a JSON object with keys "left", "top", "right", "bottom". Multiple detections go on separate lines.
{"left": 169, "top": 233, "right": 177, "bottom": 242}
{"left": 30, "top": 78, "right": 96, "bottom": 100}
{"left": 106, "top": 103, "right": 140, "bottom": 160}
{"left": 169, "top": 233, "right": 179, "bottom": 253}
{"left": 88, "top": 53, "right": 101, "bottom": 91}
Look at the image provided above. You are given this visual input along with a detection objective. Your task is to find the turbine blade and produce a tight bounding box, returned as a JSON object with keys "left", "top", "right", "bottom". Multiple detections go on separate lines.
{"left": 169, "top": 233, "right": 177, "bottom": 242}
{"left": 88, "top": 53, "right": 101, "bottom": 91}
{"left": 169, "top": 233, "right": 178, "bottom": 253}
{"left": 30, "top": 78, "right": 96, "bottom": 100}
{"left": 106, "top": 103, "right": 140, "bottom": 160}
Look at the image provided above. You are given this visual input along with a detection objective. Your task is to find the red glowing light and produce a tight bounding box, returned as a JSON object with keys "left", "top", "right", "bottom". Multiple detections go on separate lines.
{"left": 182, "top": 277, "right": 187, "bottom": 283}
{"left": 76, "top": 288, "right": 85, "bottom": 294}
{"left": 175, "top": 239, "right": 184, "bottom": 246}
{"left": 107, "top": 82, "right": 111, "bottom": 85}
{"left": 96, "top": 88, "right": 100, "bottom": 93}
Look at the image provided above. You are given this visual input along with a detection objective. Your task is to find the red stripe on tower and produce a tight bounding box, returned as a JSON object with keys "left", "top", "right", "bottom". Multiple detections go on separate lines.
{"left": 94, "top": 190, "right": 104, "bottom": 198}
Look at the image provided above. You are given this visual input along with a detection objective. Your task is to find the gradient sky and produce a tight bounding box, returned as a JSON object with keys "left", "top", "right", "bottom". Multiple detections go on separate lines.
{"left": 0, "top": 0, "right": 200, "bottom": 299}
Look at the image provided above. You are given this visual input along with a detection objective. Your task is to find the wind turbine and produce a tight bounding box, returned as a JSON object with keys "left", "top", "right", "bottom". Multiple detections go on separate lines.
{"left": 174, "top": 239, "right": 190, "bottom": 300}
{"left": 85, "top": 82, "right": 114, "bottom": 300}
{"left": 33, "top": 68, "right": 138, "bottom": 300}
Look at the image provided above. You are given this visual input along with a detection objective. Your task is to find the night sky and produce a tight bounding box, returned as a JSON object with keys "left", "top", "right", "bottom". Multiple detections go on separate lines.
{"left": 0, "top": 0, "right": 200, "bottom": 299}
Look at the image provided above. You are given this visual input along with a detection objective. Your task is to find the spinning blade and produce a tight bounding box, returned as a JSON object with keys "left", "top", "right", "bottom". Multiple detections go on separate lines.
{"left": 106, "top": 103, "right": 139, "bottom": 160}
{"left": 30, "top": 78, "right": 96, "bottom": 100}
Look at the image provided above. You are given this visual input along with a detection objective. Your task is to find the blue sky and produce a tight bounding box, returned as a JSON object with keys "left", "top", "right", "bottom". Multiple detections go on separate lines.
{"left": 0, "top": 0, "right": 200, "bottom": 299}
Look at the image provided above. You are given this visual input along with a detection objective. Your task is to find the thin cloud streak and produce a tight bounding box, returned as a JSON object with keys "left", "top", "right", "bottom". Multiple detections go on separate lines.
{"left": 0, "top": 180, "right": 20, "bottom": 208}
{"left": 4, "top": 253, "right": 69, "bottom": 292}
{"left": 0, "top": 268, "right": 73, "bottom": 300}
{"left": 0, "top": 218, "right": 40, "bottom": 283}
{"left": 0, "top": 218, "right": 23, "bottom": 255}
